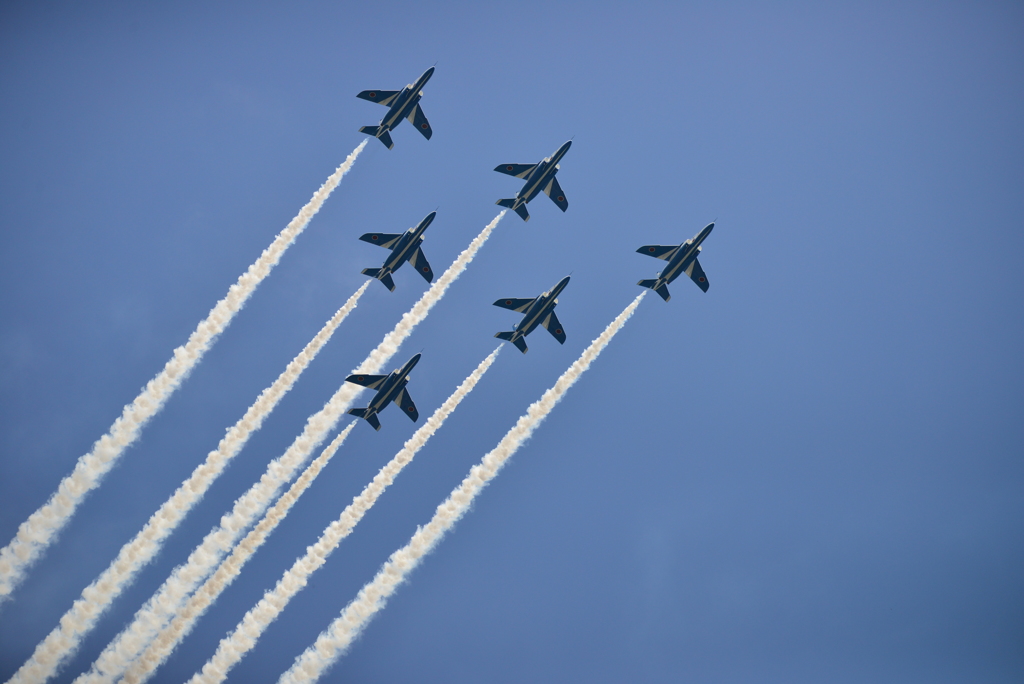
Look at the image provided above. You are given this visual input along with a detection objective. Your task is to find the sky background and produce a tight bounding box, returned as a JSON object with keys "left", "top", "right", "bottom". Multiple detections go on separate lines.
{"left": 1, "top": 1, "right": 1022, "bottom": 682}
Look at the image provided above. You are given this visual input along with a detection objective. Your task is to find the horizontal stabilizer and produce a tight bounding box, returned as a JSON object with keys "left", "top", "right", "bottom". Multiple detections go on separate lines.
{"left": 638, "top": 279, "right": 671, "bottom": 302}
{"left": 496, "top": 198, "right": 530, "bottom": 220}
{"left": 359, "top": 126, "right": 394, "bottom": 149}
{"left": 362, "top": 268, "right": 396, "bottom": 291}
{"left": 348, "top": 408, "right": 382, "bottom": 431}
{"left": 495, "top": 331, "right": 528, "bottom": 354}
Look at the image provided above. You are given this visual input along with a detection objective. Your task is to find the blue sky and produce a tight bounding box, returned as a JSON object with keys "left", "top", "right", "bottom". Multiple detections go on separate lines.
{"left": 1, "top": 1, "right": 1022, "bottom": 682}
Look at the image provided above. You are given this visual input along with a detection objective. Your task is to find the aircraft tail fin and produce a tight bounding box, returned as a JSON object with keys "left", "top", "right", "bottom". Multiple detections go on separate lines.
{"left": 495, "top": 198, "right": 516, "bottom": 209}
{"left": 348, "top": 408, "right": 381, "bottom": 431}
{"left": 637, "top": 279, "right": 671, "bottom": 302}
{"left": 513, "top": 204, "right": 530, "bottom": 221}
{"left": 495, "top": 331, "right": 528, "bottom": 354}
{"left": 362, "top": 268, "right": 396, "bottom": 292}
{"left": 358, "top": 125, "right": 394, "bottom": 149}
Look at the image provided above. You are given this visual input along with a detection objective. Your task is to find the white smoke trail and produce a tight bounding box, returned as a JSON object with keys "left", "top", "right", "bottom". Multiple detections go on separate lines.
{"left": 0, "top": 141, "right": 368, "bottom": 603}
{"left": 279, "top": 292, "right": 646, "bottom": 684}
{"left": 177, "top": 348, "right": 502, "bottom": 684}
{"left": 7, "top": 282, "right": 369, "bottom": 684}
{"left": 76, "top": 210, "right": 506, "bottom": 684}
{"left": 121, "top": 422, "right": 357, "bottom": 684}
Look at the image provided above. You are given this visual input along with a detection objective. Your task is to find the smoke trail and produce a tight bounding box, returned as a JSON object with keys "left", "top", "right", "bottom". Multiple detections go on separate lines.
{"left": 178, "top": 348, "right": 502, "bottom": 684}
{"left": 279, "top": 292, "right": 646, "bottom": 684}
{"left": 121, "top": 422, "right": 356, "bottom": 684}
{"left": 77, "top": 211, "right": 506, "bottom": 684}
{"left": 7, "top": 282, "right": 369, "bottom": 684}
{"left": 0, "top": 141, "right": 368, "bottom": 603}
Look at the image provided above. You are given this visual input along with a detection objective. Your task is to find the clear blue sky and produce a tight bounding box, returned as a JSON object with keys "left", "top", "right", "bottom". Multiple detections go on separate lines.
{"left": 1, "top": 1, "right": 1022, "bottom": 682}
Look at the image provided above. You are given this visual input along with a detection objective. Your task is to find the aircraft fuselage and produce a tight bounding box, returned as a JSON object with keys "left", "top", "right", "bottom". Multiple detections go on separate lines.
{"left": 658, "top": 222, "right": 714, "bottom": 286}
{"left": 378, "top": 212, "right": 434, "bottom": 279}
{"left": 378, "top": 67, "right": 433, "bottom": 133}
{"left": 510, "top": 276, "right": 570, "bottom": 342}
{"left": 512, "top": 141, "right": 572, "bottom": 209}
{"left": 360, "top": 353, "right": 420, "bottom": 418}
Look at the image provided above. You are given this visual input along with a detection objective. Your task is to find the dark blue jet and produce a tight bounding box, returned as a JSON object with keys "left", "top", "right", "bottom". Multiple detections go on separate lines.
{"left": 356, "top": 67, "right": 434, "bottom": 149}
{"left": 494, "top": 140, "right": 572, "bottom": 222}
{"left": 358, "top": 211, "right": 436, "bottom": 292}
{"left": 636, "top": 222, "right": 715, "bottom": 301}
{"left": 345, "top": 353, "right": 421, "bottom": 431}
{"left": 493, "top": 276, "right": 570, "bottom": 353}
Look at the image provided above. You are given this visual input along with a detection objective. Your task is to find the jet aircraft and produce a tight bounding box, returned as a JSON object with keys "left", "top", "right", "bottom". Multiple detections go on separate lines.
{"left": 345, "top": 353, "right": 421, "bottom": 431}
{"left": 636, "top": 222, "right": 715, "bottom": 301}
{"left": 493, "top": 276, "right": 571, "bottom": 353}
{"left": 493, "top": 140, "right": 572, "bottom": 222}
{"left": 356, "top": 67, "right": 434, "bottom": 149}
{"left": 358, "top": 211, "right": 436, "bottom": 292}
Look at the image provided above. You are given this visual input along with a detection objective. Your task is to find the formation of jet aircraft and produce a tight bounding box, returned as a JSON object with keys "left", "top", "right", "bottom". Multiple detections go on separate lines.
{"left": 494, "top": 140, "right": 572, "bottom": 222}
{"left": 344, "top": 67, "right": 719, "bottom": 431}
{"left": 356, "top": 67, "right": 434, "bottom": 150}
{"left": 358, "top": 211, "right": 436, "bottom": 292}
{"left": 636, "top": 222, "right": 715, "bottom": 301}
{"left": 346, "top": 354, "right": 422, "bottom": 431}
{"left": 492, "top": 276, "right": 571, "bottom": 354}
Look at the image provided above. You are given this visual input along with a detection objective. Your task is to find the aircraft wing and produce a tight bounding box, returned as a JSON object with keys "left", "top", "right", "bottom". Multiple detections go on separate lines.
{"left": 494, "top": 163, "right": 537, "bottom": 179}
{"left": 540, "top": 310, "right": 567, "bottom": 344}
{"left": 636, "top": 244, "right": 679, "bottom": 261}
{"left": 394, "top": 386, "right": 419, "bottom": 422}
{"left": 685, "top": 257, "right": 710, "bottom": 292}
{"left": 356, "top": 90, "right": 400, "bottom": 106}
{"left": 345, "top": 373, "right": 388, "bottom": 390}
{"left": 408, "top": 245, "right": 434, "bottom": 283}
{"left": 543, "top": 176, "right": 569, "bottom": 212}
{"left": 493, "top": 297, "right": 536, "bottom": 313}
{"left": 359, "top": 232, "right": 404, "bottom": 250}
{"left": 407, "top": 104, "right": 432, "bottom": 140}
